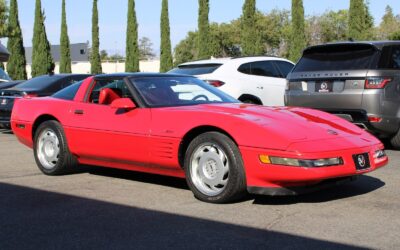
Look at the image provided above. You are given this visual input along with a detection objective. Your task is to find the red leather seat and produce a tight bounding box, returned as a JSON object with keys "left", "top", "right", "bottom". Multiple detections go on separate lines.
{"left": 98, "top": 88, "right": 122, "bottom": 105}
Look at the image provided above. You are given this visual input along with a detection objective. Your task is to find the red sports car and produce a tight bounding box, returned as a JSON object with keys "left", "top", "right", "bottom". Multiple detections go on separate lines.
{"left": 11, "top": 73, "right": 388, "bottom": 203}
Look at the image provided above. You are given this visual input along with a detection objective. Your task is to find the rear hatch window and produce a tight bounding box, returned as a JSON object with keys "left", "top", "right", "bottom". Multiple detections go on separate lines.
{"left": 169, "top": 64, "right": 222, "bottom": 75}
{"left": 293, "top": 44, "right": 379, "bottom": 72}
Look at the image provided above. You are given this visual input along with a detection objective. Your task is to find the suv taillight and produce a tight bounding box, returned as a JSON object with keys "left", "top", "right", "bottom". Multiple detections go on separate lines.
{"left": 204, "top": 80, "right": 225, "bottom": 87}
{"left": 365, "top": 78, "right": 391, "bottom": 89}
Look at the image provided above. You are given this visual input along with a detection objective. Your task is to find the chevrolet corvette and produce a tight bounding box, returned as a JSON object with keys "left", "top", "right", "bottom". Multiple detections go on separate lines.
{"left": 11, "top": 73, "right": 388, "bottom": 203}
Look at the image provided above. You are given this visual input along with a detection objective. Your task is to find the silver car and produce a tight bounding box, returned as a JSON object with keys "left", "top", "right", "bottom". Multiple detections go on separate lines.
{"left": 285, "top": 41, "right": 400, "bottom": 148}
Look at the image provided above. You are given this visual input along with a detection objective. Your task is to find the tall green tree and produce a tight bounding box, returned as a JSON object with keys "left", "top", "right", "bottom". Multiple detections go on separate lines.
{"left": 6, "top": 0, "right": 27, "bottom": 80}
{"left": 0, "top": 0, "right": 9, "bottom": 37}
{"left": 288, "top": 0, "right": 306, "bottom": 62}
{"left": 377, "top": 5, "right": 400, "bottom": 39}
{"left": 198, "top": 0, "right": 210, "bottom": 59}
{"left": 348, "top": 0, "right": 366, "bottom": 40}
{"left": 159, "top": 0, "right": 173, "bottom": 72}
{"left": 31, "top": 0, "right": 54, "bottom": 77}
{"left": 125, "top": 0, "right": 139, "bottom": 72}
{"left": 90, "top": 0, "right": 102, "bottom": 74}
{"left": 59, "top": 0, "right": 71, "bottom": 73}
{"left": 241, "top": 0, "right": 262, "bottom": 56}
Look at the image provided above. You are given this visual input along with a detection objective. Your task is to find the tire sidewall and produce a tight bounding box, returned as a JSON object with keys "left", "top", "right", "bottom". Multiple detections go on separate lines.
{"left": 184, "top": 132, "right": 246, "bottom": 203}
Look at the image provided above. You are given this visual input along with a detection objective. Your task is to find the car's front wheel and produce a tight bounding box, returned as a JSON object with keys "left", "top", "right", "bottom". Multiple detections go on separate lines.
{"left": 184, "top": 132, "right": 246, "bottom": 203}
{"left": 33, "top": 120, "right": 77, "bottom": 175}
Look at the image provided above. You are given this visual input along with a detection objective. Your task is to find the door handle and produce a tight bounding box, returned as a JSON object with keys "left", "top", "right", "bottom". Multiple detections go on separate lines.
{"left": 74, "top": 109, "right": 84, "bottom": 115}
{"left": 257, "top": 86, "right": 264, "bottom": 89}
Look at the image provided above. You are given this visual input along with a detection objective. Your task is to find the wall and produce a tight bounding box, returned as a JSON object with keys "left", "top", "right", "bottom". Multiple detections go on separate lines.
{"left": 24, "top": 60, "right": 161, "bottom": 79}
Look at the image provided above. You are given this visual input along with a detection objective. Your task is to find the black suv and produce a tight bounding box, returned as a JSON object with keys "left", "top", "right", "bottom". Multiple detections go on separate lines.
{"left": 285, "top": 41, "right": 400, "bottom": 148}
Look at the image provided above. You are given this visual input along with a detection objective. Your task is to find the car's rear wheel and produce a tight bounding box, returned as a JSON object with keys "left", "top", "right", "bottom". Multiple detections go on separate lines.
{"left": 184, "top": 132, "right": 246, "bottom": 203}
{"left": 33, "top": 120, "right": 77, "bottom": 175}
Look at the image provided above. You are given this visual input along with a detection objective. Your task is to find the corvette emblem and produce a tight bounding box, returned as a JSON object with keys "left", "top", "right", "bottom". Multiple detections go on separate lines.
{"left": 357, "top": 155, "right": 366, "bottom": 168}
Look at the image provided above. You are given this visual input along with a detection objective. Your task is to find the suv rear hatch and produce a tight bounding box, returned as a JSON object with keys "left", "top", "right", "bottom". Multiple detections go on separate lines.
{"left": 285, "top": 43, "right": 392, "bottom": 122}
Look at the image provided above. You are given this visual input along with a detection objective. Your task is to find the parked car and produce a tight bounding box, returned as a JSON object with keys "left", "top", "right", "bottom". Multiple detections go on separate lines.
{"left": 0, "top": 42, "right": 21, "bottom": 88}
{"left": 285, "top": 41, "right": 400, "bottom": 148}
{"left": 169, "top": 56, "right": 294, "bottom": 106}
{"left": 0, "top": 80, "right": 25, "bottom": 90}
{"left": 0, "top": 73, "right": 90, "bottom": 128}
{"left": 11, "top": 73, "right": 387, "bottom": 203}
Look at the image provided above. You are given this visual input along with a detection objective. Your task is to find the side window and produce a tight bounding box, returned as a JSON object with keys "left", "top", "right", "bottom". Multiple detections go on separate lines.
{"left": 61, "top": 77, "right": 81, "bottom": 89}
{"left": 274, "top": 61, "right": 294, "bottom": 78}
{"left": 238, "top": 62, "right": 252, "bottom": 74}
{"left": 379, "top": 46, "right": 400, "bottom": 69}
{"left": 250, "top": 61, "right": 281, "bottom": 77}
{"left": 88, "top": 79, "right": 133, "bottom": 105}
{"left": 237, "top": 61, "right": 281, "bottom": 78}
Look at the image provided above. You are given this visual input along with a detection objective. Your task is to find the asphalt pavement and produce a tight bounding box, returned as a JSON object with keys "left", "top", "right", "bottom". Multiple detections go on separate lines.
{"left": 0, "top": 129, "right": 399, "bottom": 249}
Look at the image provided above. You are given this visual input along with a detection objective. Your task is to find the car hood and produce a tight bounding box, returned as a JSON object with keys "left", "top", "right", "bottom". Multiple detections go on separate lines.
{"left": 153, "top": 103, "right": 377, "bottom": 150}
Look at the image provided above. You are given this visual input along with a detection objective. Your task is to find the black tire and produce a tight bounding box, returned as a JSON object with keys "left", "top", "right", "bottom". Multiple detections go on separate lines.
{"left": 390, "top": 129, "right": 400, "bottom": 149}
{"left": 33, "top": 120, "right": 77, "bottom": 175}
{"left": 184, "top": 132, "right": 247, "bottom": 203}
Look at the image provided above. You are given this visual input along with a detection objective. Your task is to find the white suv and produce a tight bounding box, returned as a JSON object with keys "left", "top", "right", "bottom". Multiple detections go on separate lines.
{"left": 169, "top": 56, "right": 294, "bottom": 106}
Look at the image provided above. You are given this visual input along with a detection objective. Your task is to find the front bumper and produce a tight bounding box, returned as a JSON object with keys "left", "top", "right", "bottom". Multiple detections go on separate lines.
{"left": 240, "top": 143, "right": 388, "bottom": 191}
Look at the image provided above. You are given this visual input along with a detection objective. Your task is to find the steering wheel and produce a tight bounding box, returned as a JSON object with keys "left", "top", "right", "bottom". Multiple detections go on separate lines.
{"left": 192, "top": 94, "right": 209, "bottom": 101}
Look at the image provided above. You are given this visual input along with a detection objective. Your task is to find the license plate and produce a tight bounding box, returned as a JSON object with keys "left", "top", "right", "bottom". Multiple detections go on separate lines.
{"left": 0, "top": 99, "right": 7, "bottom": 105}
{"left": 352, "top": 153, "right": 370, "bottom": 170}
{"left": 315, "top": 81, "right": 333, "bottom": 93}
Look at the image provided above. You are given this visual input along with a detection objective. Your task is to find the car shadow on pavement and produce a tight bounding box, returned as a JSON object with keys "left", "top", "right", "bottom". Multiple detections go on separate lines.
{"left": 0, "top": 128, "right": 12, "bottom": 134}
{"left": 0, "top": 183, "right": 366, "bottom": 250}
{"left": 252, "top": 175, "right": 385, "bottom": 205}
{"left": 86, "top": 166, "right": 385, "bottom": 205}
{"left": 87, "top": 166, "right": 189, "bottom": 190}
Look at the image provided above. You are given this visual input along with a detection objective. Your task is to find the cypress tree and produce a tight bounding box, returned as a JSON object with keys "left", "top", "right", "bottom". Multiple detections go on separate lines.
{"left": 288, "top": 0, "right": 306, "bottom": 62}
{"left": 198, "top": 0, "right": 210, "bottom": 59}
{"left": 159, "top": 0, "right": 173, "bottom": 72}
{"left": 31, "top": 0, "right": 54, "bottom": 77}
{"left": 90, "top": 0, "right": 102, "bottom": 74}
{"left": 241, "top": 0, "right": 262, "bottom": 56}
{"left": 6, "top": 0, "right": 27, "bottom": 80}
{"left": 125, "top": 0, "right": 139, "bottom": 72}
{"left": 59, "top": 0, "right": 71, "bottom": 73}
{"left": 348, "top": 0, "right": 365, "bottom": 40}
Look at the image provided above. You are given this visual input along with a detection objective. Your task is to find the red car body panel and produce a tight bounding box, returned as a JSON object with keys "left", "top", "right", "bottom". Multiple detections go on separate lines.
{"left": 11, "top": 76, "right": 388, "bottom": 192}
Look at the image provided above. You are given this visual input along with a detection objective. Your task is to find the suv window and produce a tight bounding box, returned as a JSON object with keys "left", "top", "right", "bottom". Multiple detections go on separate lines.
{"left": 169, "top": 64, "right": 222, "bottom": 75}
{"left": 274, "top": 61, "right": 294, "bottom": 78}
{"left": 238, "top": 61, "right": 281, "bottom": 78}
{"left": 379, "top": 46, "right": 400, "bottom": 69}
{"left": 293, "top": 44, "right": 379, "bottom": 72}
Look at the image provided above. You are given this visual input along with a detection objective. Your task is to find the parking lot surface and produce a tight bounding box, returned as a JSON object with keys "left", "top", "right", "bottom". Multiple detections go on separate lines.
{"left": 0, "top": 129, "right": 399, "bottom": 249}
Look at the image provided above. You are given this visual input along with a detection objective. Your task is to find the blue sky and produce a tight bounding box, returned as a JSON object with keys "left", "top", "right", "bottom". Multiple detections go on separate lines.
{"left": 9, "top": 0, "right": 400, "bottom": 55}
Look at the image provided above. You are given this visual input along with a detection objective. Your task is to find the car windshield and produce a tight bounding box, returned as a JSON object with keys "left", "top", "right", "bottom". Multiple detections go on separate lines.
{"left": 130, "top": 76, "right": 238, "bottom": 107}
{"left": 168, "top": 64, "right": 222, "bottom": 75}
{"left": 15, "top": 75, "right": 63, "bottom": 89}
{"left": 0, "top": 68, "right": 11, "bottom": 81}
